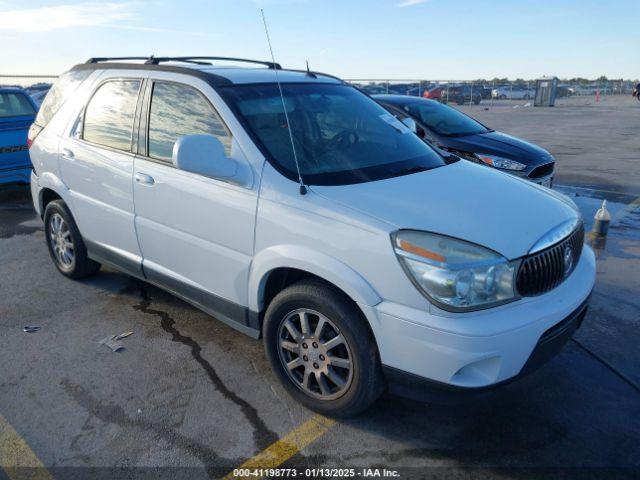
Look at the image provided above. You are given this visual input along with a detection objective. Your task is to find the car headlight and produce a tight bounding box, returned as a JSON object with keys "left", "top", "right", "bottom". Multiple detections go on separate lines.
{"left": 476, "top": 154, "right": 527, "bottom": 171}
{"left": 393, "top": 230, "right": 519, "bottom": 311}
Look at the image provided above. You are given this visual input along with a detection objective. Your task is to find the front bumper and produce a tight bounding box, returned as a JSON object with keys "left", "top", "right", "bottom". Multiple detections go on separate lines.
{"left": 359, "top": 245, "right": 596, "bottom": 400}
{"left": 383, "top": 295, "right": 589, "bottom": 403}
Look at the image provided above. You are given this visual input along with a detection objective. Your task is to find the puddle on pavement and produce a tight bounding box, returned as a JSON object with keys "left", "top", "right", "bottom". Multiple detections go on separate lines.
{"left": 0, "top": 206, "right": 40, "bottom": 239}
{"left": 555, "top": 185, "right": 640, "bottom": 260}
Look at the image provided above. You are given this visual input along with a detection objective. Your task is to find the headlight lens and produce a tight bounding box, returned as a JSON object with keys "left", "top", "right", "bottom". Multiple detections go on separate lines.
{"left": 393, "top": 231, "right": 518, "bottom": 310}
{"left": 476, "top": 154, "right": 527, "bottom": 171}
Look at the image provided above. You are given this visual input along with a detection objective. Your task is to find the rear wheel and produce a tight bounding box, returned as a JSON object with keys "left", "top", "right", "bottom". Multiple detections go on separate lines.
{"left": 44, "top": 200, "right": 101, "bottom": 279}
{"left": 264, "top": 280, "right": 384, "bottom": 417}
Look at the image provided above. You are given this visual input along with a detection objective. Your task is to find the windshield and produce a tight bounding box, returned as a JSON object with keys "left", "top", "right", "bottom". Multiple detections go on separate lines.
{"left": 0, "top": 92, "right": 36, "bottom": 118}
{"left": 219, "top": 83, "right": 446, "bottom": 185}
{"left": 399, "top": 100, "right": 489, "bottom": 137}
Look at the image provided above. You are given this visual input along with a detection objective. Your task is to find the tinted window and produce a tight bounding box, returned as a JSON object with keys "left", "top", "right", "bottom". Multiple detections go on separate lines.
{"left": 0, "top": 92, "right": 36, "bottom": 118}
{"left": 83, "top": 80, "right": 141, "bottom": 151}
{"left": 148, "top": 82, "right": 231, "bottom": 161}
{"left": 220, "top": 83, "right": 445, "bottom": 186}
{"left": 400, "top": 100, "right": 489, "bottom": 136}
{"left": 35, "top": 70, "right": 90, "bottom": 127}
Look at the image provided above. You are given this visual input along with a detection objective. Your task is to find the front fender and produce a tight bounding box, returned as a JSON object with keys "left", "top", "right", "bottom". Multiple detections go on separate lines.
{"left": 248, "top": 245, "right": 382, "bottom": 312}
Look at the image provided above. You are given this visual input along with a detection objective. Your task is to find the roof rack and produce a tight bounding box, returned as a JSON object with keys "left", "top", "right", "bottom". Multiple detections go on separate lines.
{"left": 85, "top": 57, "right": 152, "bottom": 64}
{"left": 146, "top": 56, "right": 281, "bottom": 69}
{"left": 85, "top": 56, "right": 281, "bottom": 69}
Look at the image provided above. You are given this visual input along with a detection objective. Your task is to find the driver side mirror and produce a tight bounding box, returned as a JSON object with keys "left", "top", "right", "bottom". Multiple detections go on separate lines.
{"left": 401, "top": 117, "right": 418, "bottom": 134}
{"left": 172, "top": 134, "right": 237, "bottom": 179}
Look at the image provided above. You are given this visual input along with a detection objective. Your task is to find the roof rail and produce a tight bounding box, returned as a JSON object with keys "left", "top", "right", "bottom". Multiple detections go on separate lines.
{"left": 85, "top": 57, "right": 153, "bottom": 64}
{"left": 145, "top": 56, "right": 282, "bottom": 69}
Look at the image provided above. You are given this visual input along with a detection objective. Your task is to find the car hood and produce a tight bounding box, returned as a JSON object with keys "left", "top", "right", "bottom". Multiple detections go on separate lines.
{"left": 438, "top": 130, "right": 552, "bottom": 166}
{"left": 311, "top": 160, "right": 579, "bottom": 260}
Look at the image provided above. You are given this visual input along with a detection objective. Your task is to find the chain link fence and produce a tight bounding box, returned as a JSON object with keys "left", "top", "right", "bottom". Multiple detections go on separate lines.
{"left": 1, "top": 74, "right": 637, "bottom": 107}
{"left": 346, "top": 79, "right": 638, "bottom": 107}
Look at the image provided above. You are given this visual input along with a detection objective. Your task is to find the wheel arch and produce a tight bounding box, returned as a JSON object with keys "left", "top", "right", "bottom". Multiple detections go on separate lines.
{"left": 249, "top": 245, "right": 382, "bottom": 315}
{"left": 37, "top": 172, "right": 71, "bottom": 218}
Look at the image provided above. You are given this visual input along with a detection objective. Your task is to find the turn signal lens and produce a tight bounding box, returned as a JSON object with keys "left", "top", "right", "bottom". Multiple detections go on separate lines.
{"left": 397, "top": 239, "right": 445, "bottom": 263}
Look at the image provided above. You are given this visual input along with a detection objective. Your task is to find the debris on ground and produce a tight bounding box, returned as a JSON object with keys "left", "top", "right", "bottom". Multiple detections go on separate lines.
{"left": 99, "top": 331, "right": 133, "bottom": 352}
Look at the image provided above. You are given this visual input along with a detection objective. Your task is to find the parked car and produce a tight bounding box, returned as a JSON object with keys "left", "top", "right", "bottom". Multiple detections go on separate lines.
{"left": 30, "top": 89, "right": 49, "bottom": 108}
{"left": 477, "top": 85, "right": 493, "bottom": 100}
{"left": 423, "top": 85, "right": 445, "bottom": 100}
{"left": 360, "top": 84, "right": 387, "bottom": 95}
{"left": 24, "top": 82, "right": 52, "bottom": 96}
{"left": 374, "top": 95, "right": 555, "bottom": 187}
{"left": 0, "top": 87, "right": 38, "bottom": 185}
{"left": 556, "top": 85, "right": 573, "bottom": 98}
{"left": 29, "top": 57, "right": 594, "bottom": 416}
{"left": 491, "top": 86, "right": 536, "bottom": 100}
{"left": 441, "top": 85, "right": 482, "bottom": 105}
{"left": 571, "top": 85, "right": 607, "bottom": 96}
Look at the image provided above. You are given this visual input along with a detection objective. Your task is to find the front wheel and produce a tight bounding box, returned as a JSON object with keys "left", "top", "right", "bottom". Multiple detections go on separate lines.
{"left": 263, "top": 280, "right": 384, "bottom": 417}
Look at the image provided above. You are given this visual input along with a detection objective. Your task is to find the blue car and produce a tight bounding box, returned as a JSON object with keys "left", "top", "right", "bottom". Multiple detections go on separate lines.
{"left": 0, "top": 87, "right": 38, "bottom": 185}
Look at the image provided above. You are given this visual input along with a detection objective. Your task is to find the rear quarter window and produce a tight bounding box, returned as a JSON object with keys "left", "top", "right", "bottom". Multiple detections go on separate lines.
{"left": 82, "top": 79, "right": 141, "bottom": 152}
{"left": 0, "top": 92, "right": 36, "bottom": 118}
{"left": 35, "top": 69, "right": 91, "bottom": 127}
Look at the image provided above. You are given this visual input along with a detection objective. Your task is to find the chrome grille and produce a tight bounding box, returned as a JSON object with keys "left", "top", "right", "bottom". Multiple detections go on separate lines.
{"left": 516, "top": 223, "right": 584, "bottom": 296}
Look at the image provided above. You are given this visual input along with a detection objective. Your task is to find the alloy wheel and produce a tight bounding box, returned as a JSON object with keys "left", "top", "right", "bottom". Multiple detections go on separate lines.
{"left": 48, "top": 213, "right": 75, "bottom": 270}
{"left": 277, "top": 308, "right": 353, "bottom": 400}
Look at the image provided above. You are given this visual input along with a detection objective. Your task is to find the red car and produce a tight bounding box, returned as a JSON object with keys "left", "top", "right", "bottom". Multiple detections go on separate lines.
{"left": 422, "top": 86, "right": 444, "bottom": 100}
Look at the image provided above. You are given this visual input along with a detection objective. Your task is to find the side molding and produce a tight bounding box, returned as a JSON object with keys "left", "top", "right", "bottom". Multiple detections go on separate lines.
{"left": 85, "top": 240, "right": 261, "bottom": 339}
{"left": 248, "top": 245, "right": 382, "bottom": 313}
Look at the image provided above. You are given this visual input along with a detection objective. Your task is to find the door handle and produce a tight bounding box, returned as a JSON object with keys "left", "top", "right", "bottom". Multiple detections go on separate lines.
{"left": 61, "top": 148, "right": 75, "bottom": 160}
{"left": 135, "top": 172, "right": 155, "bottom": 186}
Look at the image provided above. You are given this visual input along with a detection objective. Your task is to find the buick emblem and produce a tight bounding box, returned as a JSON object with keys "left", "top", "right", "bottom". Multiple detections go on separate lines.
{"left": 563, "top": 245, "right": 574, "bottom": 277}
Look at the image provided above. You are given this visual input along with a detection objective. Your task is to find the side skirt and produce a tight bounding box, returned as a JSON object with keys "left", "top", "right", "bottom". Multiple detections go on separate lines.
{"left": 85, "top": 239, "right": 261, "bottom": 339}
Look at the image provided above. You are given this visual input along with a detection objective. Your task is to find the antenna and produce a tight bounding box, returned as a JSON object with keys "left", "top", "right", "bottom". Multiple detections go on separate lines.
{"left": 260, "top": 9, "right": 307, "bottom": 195}
{"left": 305, "top": 60, "right": 317, "bottom": 78}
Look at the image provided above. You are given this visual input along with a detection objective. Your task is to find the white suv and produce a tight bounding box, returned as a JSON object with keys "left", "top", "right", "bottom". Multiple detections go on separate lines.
{"left": 28, "top": 57, "right": 595, "bottom": 416}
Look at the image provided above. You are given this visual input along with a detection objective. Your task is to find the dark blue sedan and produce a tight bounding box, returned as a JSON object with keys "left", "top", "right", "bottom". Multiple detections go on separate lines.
{"left": 374, "top": 95, "right": 555, "bottom": 187}
{"left": 0, "top": 87, "right": 38, "bottom": 185}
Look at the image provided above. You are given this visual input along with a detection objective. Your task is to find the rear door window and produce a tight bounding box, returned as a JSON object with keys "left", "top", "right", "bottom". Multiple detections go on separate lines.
{"left": 0, "top": 92, "right": 36, "bottom": 118}
{"left": 147, "top": 81, "right": 231, "bottom": 162}
{"left": 83, "top": 80, "right": 141, "bottom": 152}
{"left": 35, "top": 70, "right": 91, "bottom": 127}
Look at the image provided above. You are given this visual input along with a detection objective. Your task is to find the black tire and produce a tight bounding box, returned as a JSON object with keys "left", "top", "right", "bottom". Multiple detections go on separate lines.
{"left": 263, "top": 280, "right": 384, "bottom": 417}
{"left": 43, "top": 200, "right": 101, "bottom": 279}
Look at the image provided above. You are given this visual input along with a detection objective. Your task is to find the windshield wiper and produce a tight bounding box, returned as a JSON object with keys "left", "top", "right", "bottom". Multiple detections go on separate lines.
{"left": 392, "top": 165, "right": 429, "bottom": 176}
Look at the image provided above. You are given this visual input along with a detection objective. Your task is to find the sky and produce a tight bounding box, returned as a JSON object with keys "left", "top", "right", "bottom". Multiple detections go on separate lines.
{"left": 0, "top": 0, "right": 637, "bottom": 80}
